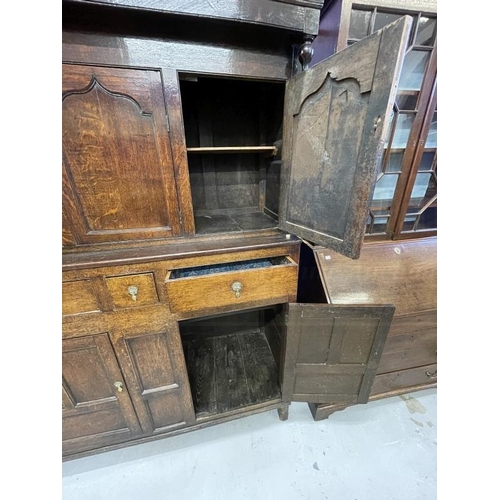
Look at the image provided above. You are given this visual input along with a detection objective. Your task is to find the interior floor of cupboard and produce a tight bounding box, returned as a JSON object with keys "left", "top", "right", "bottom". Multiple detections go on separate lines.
{"left": 183, "top": 329, "right": 281, "bottom": 418}
{"left": 194, "top": 210, "right": 277, "bottom": 234}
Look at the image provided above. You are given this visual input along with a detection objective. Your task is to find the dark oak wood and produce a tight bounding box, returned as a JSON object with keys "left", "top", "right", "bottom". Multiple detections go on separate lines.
{"left": 62, "top": 234, "right": 301, "bottom": 270}
{"left": 62, "top": 279, "right": 101, "bottom": 316}
{"left": 112, "top": 321, "right": 196, "bottom": 434}
{"left": 307, "top": 237, "right": 436, "bottom": 419}
{"left": 282, "top": 304, "right": 395, "bottom": 404}
{"left": 62, "top": 333, "right": 142, "bottom": 456}
{"left": 165, "top": 257, "right": 298, "bottom": 317}
{"left": 378, "top": 310, "right": 436, "bottom": 374}
{"left": 63, "top": 64, "right": 182, "bottom": 245}
{"left": 61, "top": 0, "right": 435, "bottom": 458}
{"left": 371, "top": 362, "right": 437, "bottom": 395}
{"left": 104, "top": 273, "right": 159, "bottom": 310}
{"left": 279, "top": 16, "right": 411, "bottom": 258}
{"left": 62, "top": 24, "right": 292, "bottom": 83}
{"left": 183, "top": 329, "right": 281, "bottom": 417}
{"left": 313, "top": 237, "right": 437, "bottom": 315}
{"left": 72, "top": 0, "right": 323, "bottom": 34}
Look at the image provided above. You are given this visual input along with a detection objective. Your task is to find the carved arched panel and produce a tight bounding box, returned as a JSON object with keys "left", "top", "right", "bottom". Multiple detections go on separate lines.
{"left": 62, "top": 65, "right": 181, "bottom": 245}
{"left": 279, "top": 17, "right": 411, "bottom": 259}
{"left": 287, "top": 76, "right": 368, "bottom": 240}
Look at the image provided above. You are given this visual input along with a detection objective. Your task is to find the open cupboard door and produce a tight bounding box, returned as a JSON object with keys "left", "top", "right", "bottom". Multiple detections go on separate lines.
{"left": 281, "top": 304, "right": 395, "bottom": 406}
{"left": 279, "top": 16, "right": 411, "bottom": 258}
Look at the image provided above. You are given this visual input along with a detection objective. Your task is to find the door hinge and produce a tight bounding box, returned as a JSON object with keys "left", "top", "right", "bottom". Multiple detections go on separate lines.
{"left": 178, "top": 209, "right": 184, "bottom": 227}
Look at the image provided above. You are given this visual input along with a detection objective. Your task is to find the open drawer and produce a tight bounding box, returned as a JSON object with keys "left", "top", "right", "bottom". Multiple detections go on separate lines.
{"left": 165, "top": 256, "right": 298, "bottom": 316}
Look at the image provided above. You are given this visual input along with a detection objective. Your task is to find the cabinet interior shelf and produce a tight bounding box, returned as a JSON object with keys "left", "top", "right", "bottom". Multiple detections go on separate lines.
{"left": 186, "top": 146, "right": 277, "bottom": 155}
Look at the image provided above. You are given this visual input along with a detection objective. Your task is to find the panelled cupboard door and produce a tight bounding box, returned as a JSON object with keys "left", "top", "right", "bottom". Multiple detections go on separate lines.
{"left": 111, "top": 322, "right": 196, "bottom": 434}
{"left": 282, "top": 304, "right": 395, "bottom": 405}
{"left": 279, "top": 16, "right": 411, "bottom": 258}
{"left": 62, "top": 64, "right": 182, "bottom": 245}
{"left": 62, "top": 333, "right": 142, "bottom": 457}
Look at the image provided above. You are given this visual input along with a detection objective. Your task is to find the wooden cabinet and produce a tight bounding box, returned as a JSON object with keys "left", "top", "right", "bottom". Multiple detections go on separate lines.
{"left": 61, "top": 0, "right": 434, "bottom": 460}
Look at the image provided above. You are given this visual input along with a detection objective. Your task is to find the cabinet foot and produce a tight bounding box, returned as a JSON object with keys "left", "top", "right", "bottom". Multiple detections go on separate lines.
{"left": 278, "top": 406, "right": 289, "bottom": 421}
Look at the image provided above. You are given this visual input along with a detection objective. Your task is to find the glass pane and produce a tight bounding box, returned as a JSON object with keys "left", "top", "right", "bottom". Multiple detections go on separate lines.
{"left": 409, "top": 172, "right": 437, "bottom": 208}
{"left": 366, "top": 210, "right": 390, "bottom": 234}
{"left": 371, "top": 174, "right": 399, "bottom": 208}
{"left": 373, "top": 12, "right": 402, "bottom": 32}
{"left": 416, "top": 17, "right": 437, "bottom": 46}
{"left": 386, "top": 152, "right": 404, "bottom": 172}
{"left": 418, "top": 151, "right": 436, "bottom": 171}
{"left": 403, "top": 207, "right": 437, "bottom": 231}
{"left": 399, "top": 51, "right": 430, "bottom": 91}
{"left": 403, "top": 215, "right": 418, "bottom": 231}
{"left": 391, "top": 113, "right": 415, "bottom": 148}
{"left": 396, "top": 92, "right": 418, "bottom": 111}
{"left": 372, "top": 217, "right": 388, "bottom": 233}
{"left": 349, "top": 9, "right": 372, "bottom": 39}
{"left": 425, "top": 111, "right": 437, "bottom": 147}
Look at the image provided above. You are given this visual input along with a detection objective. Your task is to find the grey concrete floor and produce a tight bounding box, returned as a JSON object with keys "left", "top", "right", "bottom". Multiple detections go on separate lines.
{"left": 62, "top": 388, "right": 437, "bottom": 500}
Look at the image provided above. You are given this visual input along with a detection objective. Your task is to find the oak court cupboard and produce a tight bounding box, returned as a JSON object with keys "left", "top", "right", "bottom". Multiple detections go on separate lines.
{"left": 62, "top": 0, "right": 435, "bottom": 460}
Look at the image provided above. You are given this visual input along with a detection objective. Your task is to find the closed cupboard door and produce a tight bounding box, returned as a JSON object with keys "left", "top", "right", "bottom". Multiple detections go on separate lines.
{"left": 62, "top": 64, "right": 183, "bottom": 245}
{"left": 279, "top": 16, "right": 411, "bottom": 258}
{"left": 62, "top": 333, "right": 142, "bottom": 456}
{"left": 282, "top": 304, "right": 395, "bottom": 405}
{"left": 112, "top": 321, "right": 196, "bottom": 434}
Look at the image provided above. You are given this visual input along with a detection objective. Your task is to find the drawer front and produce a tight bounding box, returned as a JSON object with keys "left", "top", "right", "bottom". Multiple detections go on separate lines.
{"left": 62, "top": 280, "right": 100, "bottom": 316}
{"left": 378, "top": 320, "right": 437, "bottom": 374}
{"left": 105, "top": 273, "right": 159, "bottom": 310}
{"left": 165, "top": 257, "right": 298, "bottom": 315}
{"left": 371, "top": 363, "right": 437, "bottom": 396}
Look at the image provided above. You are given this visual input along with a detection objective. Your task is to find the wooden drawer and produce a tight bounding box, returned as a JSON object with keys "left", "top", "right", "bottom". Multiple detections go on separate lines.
{"left": 62, "top": 280, "right": 100, "bottom": 316}
{"left": 371, "top": 363, "right": 437, "bottom": 396}
{"left": 165, "top": 256, "right": 298, "bottom": 315}
{"left": 377, "top": 313, "right": 437, "bottom": 374}
{"left": 105, "top": 273, "right": 159, "bottom": 310}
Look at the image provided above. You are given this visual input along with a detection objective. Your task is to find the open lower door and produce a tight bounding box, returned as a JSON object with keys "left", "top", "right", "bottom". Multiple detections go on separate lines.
{"left": 279, "top": 16, "right": 412, "bottom": 258}
{"left": 281, "top": 304, "right": 395, "bottom": 405}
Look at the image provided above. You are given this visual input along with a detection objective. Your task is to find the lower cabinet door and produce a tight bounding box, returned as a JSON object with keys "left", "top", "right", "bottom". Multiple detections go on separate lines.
{"left": 111, "top": 319, "right": 196, "bottom": 434}
{"left": 62, "top": 333, "right": 142, "bottom": 457}
{"left": 282, "top": 304, "right": 395, "bottom": 405}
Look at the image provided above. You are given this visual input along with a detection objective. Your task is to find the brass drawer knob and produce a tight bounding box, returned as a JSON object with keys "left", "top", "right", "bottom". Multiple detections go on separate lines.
{"left": 114, "top": 381, "right": 124, "bottom": 392}
{"left": 426, "top": 370, "right": 437, "bottom": 379}
{"left": 231, "top": 281, "right": 243, "bottom": 298}
{"left": 127, "top": 285, "right": 138, "bottom": 301}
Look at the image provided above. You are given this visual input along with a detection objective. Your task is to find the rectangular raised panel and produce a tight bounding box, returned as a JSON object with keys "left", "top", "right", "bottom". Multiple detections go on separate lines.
{"left": 165, "top": 257, "right": 297, "bottom": 315}
{"left": 63, "top": 407, "right": 128, "bottom": 441}
{"left": 62, "top": 64, "right": 181, "bottom": 245}
{"left": 105, "top": 273, "right": 159, "bottom": 309}
{"left": 121, "top": 331, "right": 195, "bottom": 433}
{"left": 283, "top": 304, "right": 394, "bottom": 405}
{"left": 62, "top": 333, "right": 141, "bottom": 456}
{"left": 62, "top": 280, "right": 100, "bottom": 316}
